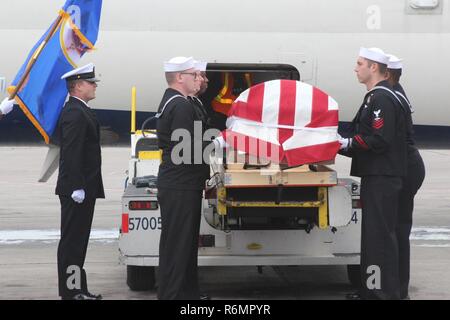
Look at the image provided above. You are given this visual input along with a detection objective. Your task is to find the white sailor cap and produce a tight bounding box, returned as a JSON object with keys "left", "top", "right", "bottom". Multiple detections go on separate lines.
{"left": 194, "top": 60, "right": 207, "bottom": 72}
{"left": 386, "top": 54, "right": 403, "bottom": 70}
{"left": 61, "top": 63, "right": 99, "bottom": 82}
{"left": 163, "top": 56, "right": 195, "bottom": 72}
{"left": 359, "top": 47, "right": 389, "bottom": 65}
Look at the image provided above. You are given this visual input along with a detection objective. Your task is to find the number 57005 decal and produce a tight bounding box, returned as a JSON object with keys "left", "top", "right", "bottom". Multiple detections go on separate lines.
{"left": 128, "top": 217, "right": 162, "bottom": 231}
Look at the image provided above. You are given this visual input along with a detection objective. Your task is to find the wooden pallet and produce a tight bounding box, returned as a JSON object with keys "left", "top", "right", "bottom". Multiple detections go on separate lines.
{"left": 212, "top": 151, "right": 337, "bottom": 187}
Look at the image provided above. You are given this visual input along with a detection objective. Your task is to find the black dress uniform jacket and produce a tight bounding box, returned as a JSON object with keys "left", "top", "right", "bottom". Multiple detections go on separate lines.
{"left": 156, "top": 89, "right": 210, "bottom": 190}
{"left": 393, "top": 84, "right": 420, "bottom": 158}
{"left": 156, "top": 89, "right": 211, "bottom": 300}
{"left": 348, "top": 80, "right": 407, "bottom": 178}
{"left": 341, "top": 81, "right": 408, "bottom": 299}
{"left": 54, "top": 96, "right": 104, "bottom": 298}
{"left": 189, "top": 96, "right": 210, "bottom": 128}
{"left": 393, "top": 83, "right": 425, "bottom": 299}
{"left": 55, "top": 96, "right": 104, "bottom": 199}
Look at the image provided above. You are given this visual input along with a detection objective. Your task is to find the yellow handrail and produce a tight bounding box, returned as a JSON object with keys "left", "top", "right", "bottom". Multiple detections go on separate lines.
{"left": 131, "top": 86, "right": 136, "bottom": 133}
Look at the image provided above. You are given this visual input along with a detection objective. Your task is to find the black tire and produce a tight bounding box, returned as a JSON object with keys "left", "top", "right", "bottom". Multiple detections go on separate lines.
{"left": 127, "top": 265, "right": 156, "bottom": 291}
{"left": 347, "top": 264, "right": 362, "bottom": 289}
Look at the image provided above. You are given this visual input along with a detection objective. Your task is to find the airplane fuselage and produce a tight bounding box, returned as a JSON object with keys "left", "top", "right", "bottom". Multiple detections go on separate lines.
{"left": 1, "top": 0, "right": 449, "bottom": 145}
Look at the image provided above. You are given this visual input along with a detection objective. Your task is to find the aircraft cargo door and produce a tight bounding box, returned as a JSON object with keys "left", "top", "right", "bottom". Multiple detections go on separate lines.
{"left": 200, "top": 63, "right": 300, "bottom": 131}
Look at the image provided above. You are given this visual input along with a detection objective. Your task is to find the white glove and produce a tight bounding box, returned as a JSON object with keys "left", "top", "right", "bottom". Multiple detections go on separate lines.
{"left": 0, "top": 97, "right": 15, "bottom": 115}
{"left": 339, "top": 138, "right": 352, "bottom": 150}
{"left": 71, "top": 189, "right": 85, "bottom": 204}
{"left": 213, "top": 136, "right": 229, "bottom": 149}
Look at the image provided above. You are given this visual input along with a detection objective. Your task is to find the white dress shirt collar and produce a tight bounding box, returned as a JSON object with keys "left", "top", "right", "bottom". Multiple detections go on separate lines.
{"left": 71, "top": 95, "right": 90, "bottom": 108}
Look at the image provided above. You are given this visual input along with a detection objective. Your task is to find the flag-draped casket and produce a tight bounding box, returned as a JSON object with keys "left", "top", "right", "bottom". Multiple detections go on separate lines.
{"left": 222, "top": 80, "right": 340, "bottom": 167}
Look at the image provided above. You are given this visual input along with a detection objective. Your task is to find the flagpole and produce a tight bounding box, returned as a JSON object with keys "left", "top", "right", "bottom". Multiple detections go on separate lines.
{"left": 9, "top": 14, "right": 64, "bottom": 100}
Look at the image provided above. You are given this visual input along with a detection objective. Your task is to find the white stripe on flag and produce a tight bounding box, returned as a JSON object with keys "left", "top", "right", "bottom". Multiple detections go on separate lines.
{"left": 235, "top": 88, "right": 250, "bottom": 104}
{"left": 227, "top": 116, "right": 280, "bottom": 146}
{"left": 328, "top": 96, "right": 339, "bottom": 111}
{"left": 262, "top": 80, "right": 281, "bottom": 125}
{"left": 283, "top": 126, "right": 339, "bottom": 150}
{"left": 294, "top": 81, "right": 313, "bottom": 127}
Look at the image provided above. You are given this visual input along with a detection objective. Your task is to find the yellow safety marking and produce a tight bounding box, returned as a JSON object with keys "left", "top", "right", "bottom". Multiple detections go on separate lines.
{"left": 227, "top": 201, "right": 322, "bottom": 208}
{"left": 138, "top": 151, "right": 161, "bottom": 160}
{"left": 217, "top": 187, "right": 227, "bottom": 216}
{"left": 131, "top": 87, "right": 136, "bottom": 133}
{"left": 318, "top": 187, "right": 329, "bottom": 229}
{"left": 247, "top": 243, "right": 262, "bottom": 251}
{"left": 218, "top": 73, "right": 229, "bottom": 97}
{"left": 134, "top": 130, "right": 157, "bottom": 135}
{"left": 214, "top": 73, "right": 235, "bottom": 104}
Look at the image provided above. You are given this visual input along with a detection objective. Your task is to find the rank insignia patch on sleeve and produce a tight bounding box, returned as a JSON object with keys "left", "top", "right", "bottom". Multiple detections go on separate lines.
{"left": 372, "top": 109, "right": 384, "bottom": 129}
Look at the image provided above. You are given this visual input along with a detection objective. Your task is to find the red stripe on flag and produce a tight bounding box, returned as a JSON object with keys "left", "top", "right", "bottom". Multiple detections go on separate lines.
{"left": 311, "top": 87, "right": 328, "bottom": 124}
{"left": 122, "top": 213, "right": 129, "bottom": 234}
{"left": 224, "top": 130, "right": 284, "bottom": 163}
{"left": 231, "top": 84, "right": 265, "bottom": 123}
{"left": 229, "top": 101, "right": 247, "bottom": 117}
{"left": 278, "top": 80, "right": 297, "bottom": 145}
{"left": 284, "top": 141, "right": 340, "bottom": 167}
{"left": 307, "top": 88, "right": 339, "bottom": 128}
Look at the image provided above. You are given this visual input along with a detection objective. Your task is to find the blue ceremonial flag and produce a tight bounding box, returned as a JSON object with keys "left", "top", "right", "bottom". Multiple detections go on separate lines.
{"left": 8, "top": 0, "right": 102, "bottom": 144}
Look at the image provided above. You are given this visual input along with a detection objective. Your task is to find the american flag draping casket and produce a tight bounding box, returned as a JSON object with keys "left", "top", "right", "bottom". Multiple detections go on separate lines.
{"left": 222, "top": 80, "right": 340, "bottom": 167}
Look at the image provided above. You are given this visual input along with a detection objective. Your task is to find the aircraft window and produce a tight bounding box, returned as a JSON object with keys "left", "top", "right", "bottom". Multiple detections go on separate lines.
{"left": 406, "top": 0, "right": 442, "bottom": 14}
{"left": 409, "top": 0, "right": 439, "bottom": 9}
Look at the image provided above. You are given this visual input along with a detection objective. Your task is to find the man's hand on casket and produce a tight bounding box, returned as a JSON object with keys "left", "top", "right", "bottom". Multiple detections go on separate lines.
{"left": 339, "top": 138, "right": 352, "bottom": 151}
{"left": 213, "top": 136, "right": 229, "bottom": 149}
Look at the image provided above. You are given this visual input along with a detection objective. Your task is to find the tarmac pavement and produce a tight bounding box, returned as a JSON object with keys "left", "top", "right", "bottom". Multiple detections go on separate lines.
{"left": 0, "top": 146, "right": 449, "bottom": 300}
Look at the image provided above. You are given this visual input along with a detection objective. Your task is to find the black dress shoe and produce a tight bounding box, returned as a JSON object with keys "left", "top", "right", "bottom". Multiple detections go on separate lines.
{"left": 345, "top": 291, "right": 361, "bottom": 300}
{"left": 61, "top": 293, "right": 101, "bottom": 300}
{"left": 84, "top": 292, "right": 103, "bottom": 300}
{"left": 199, "top": 293, "right": 211, "bottom": 300}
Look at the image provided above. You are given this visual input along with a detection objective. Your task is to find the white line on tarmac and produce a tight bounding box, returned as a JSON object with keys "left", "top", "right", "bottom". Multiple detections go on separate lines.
{"left": 410, "top": 227, "right": 450, "bottom": 241}
{"left": 0, "top": 229, "right": 119, "bottom": 245}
